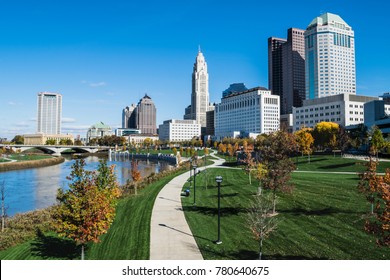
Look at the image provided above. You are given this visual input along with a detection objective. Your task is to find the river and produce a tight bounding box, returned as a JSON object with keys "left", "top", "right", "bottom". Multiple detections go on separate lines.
{"left": 0, "top": 155, "right": 174, "bottom": 216}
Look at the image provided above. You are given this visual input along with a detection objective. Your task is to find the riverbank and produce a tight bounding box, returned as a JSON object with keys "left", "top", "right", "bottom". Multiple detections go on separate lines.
{"left": 0, "top": 156, "right": 65, "bottom": 172}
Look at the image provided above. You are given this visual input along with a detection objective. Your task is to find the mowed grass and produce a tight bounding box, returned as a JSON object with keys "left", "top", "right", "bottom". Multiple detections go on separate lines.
{"left": 294, "top": 155, "right": 390, "bottom": 173}
{"left": 182, "top": 167, "right": 390, "bottom": 260}
{"left": 0, "top": 170, "right": 185, "bottom": 260}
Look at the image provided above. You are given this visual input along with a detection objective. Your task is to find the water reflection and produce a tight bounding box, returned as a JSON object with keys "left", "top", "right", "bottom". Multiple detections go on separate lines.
{"left": 0, "top": 156, "right": 173, "bottom": 216}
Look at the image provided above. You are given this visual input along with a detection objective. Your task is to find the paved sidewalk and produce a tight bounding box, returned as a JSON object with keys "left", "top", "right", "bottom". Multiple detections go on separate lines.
{"left": 150, "top": 151, "right": 224, "bottom": 260}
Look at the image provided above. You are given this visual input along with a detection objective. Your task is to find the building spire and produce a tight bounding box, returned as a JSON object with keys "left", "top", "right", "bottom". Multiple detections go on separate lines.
{"left": 198, "top": 45, "right": 201, "bottom": 53}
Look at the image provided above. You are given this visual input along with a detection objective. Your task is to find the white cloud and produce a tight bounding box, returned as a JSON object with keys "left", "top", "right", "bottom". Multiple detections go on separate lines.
{"left": 89, "top": 82, "right": 107, "bottom": 87}
{"left": 29, "top": 117, "right": 37, "bottom": 122}
{"left": 8, "top": 101, "right": 16, "bottom": 105}
{"left": 62, "top": 117, "right": 76, "bottom": 123}
{"left": 14, "top": 122, "right": 30, "bottom": 128}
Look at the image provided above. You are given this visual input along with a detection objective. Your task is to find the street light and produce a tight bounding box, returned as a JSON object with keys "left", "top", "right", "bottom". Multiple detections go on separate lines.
{"left": 189, "top": 158, "right": 193, "bottom": 188}
{"left": 215, "top": 175, "right": 223, "bottom": 245}
{"left": 192, "top": 163, "right": 197, "bottom": 205}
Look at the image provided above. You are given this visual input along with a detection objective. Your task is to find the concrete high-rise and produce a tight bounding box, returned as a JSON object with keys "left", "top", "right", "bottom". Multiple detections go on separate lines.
{"left": 305, "top": 12, "right": 356, "bottom": 100}
{"left": 37, "top": 92, "right": 62, "bottom": 134}
{"left": 134, "top": 94, "right": 157, "bottom": 134}
{"left": 122, "top": 104, "right": 136, "bottom": 128}
{"left": 268, "top": 28, "right": 305, "bottom": 114}
{"left": 184, "top": 49, "right": 209, "bottom": 127}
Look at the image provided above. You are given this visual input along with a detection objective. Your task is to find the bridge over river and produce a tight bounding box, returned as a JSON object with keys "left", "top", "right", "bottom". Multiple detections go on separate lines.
{"left": 0, "top": 144, "right": 111, "bottom": 156}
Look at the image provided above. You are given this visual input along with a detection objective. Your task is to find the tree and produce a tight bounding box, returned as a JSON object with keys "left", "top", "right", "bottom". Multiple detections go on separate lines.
{"left": 53, "top": 159, "right": 121, "bottom": 260}
{"left": 179, "top": 147, "right": 184, "bottom": 156}
{"left": 45, "top": 139, "right": 56, "bottom": 145}
{"left": 241, "top": 143, "right": 255, "bottom": 185}
{"left": 257, "top": 130, "right": 297, "bottom": 213}
{"left": 359, "top": 159, "right": 390, "bottom": 246}
{"left": 11, "top": 135, "right": 24, "bottom": 144}
{"left": 253, "top": 163, "right": 268, "bottom": 195}
{"left": 131, "top": 160, "right": 142, "bottom": 195}
{"left": 143, "top": 138, "right": 152, "bottom": 151}
{"left": 312, "top": 122, "right": 339, "bottom": 149}
{"left": 294, "top": 128, "right": 314, "bottom": 163}
{"left": 172, "top": 147, "right": 177, "bottom": 156}
{"left": 247, "top": 193, "right": 277, "bottom": 260}
{"left": 74, "top": 139, "right": 83, "bottom": 146}
{"left": 227, "top": 143, "right": 234, "bottom": 159}
{"left": 213, "top": 141, "right": 218, "bottom": 149}
{"left": 370, "top": 125, "right": 385, "bottom": 158}
{"left": 218, "top": 143, "right": 227, "bottom": 154}
{"left": 358, "top": 158, "right": 379, "bottom": 215}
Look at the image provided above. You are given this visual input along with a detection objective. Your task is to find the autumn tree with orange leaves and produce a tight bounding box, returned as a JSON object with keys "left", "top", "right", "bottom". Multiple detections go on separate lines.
{"left": 359, "top": 159, "right": 390, "bottom": 246}
{"left": 53, "top": 159, "right": 121, "bottom": 260}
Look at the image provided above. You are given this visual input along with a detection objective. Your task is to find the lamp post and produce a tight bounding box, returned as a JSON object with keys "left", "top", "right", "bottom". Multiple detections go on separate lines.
{"left": 215, "top": 175, "right": 223, "bottom": 245}
{"left": 192, "top": 163, "right": 197, "bottom": 205}
{"left": 189, "top": 158, "right": 192, "bottom": 188}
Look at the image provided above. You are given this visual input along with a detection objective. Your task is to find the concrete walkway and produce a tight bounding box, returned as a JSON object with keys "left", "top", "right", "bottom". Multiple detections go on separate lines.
{"left": 149, "top": 151, "right": 224, "bottom": 260}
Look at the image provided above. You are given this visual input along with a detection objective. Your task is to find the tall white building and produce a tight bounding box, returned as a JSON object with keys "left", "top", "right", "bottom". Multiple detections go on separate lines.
{"left": 159, "top": 119, "right": 201, "bottom": 142}
{"left": 215, "top": 87, "right": 280, "bottom": 140}
{"left": 37, "top": 92, "right": 62, "bottom": 134}
{"left": 184, "top": 49, "right": 209, "bottom": 127}
{"left": 305, "top": 13, "right": 356, "bottom": 100}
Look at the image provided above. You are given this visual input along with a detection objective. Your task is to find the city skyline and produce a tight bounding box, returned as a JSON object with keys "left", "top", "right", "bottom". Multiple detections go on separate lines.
{"left": 1, "top": 0, "right": 389, "bottom": 140}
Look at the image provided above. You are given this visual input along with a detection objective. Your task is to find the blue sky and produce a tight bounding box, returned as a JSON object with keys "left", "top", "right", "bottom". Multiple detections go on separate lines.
{"left": 1, "top": 0, "right": 389, "bottom": 140}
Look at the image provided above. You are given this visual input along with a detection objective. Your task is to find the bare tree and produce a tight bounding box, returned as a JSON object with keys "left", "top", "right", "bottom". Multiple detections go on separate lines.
{"left": 247, "top": 193, "right": 278, "bottom": 260}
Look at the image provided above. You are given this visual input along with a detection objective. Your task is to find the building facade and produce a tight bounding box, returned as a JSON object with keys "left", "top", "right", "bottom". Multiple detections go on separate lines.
{"left": 222, "top": 83, "right": 248, "bottom": 98}
{"left": 305, "top": 13, "right": 356, "bottom": 100}
{"left": 86, "top": 122, "right": 113, "bottom": 142}
{"left": 268, "top": 28, "right": 305, "bottom": 114}
{"left": 184, "top": 49, "right": 210, "bottom": 127}
{"left": 115, "top": 128, "right": 141, "bottom": 137}
{"left": 158, "top": 119, "right": 201, "bottom": 142}
{"left": 37, "top": 92, "right": 62, "bottom": 134}
{"left": 293, "top": 94, "right": 382, "bottom": 131}
{"left": 134, "top": 94, "right": 157, "bottom": 135}
{"left": 24, "top": 133, "right": 74, "bottom": 145}
{"left": 215, "top": 87, "right": 280, "bottom": 140}
{"left": 122, "top": 104, "right": 136, "bottom": 129}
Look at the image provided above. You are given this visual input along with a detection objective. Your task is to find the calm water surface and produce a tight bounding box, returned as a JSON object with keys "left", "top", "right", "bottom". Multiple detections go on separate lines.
{"left": 0, "top": 156, "right": 174, "bottom": 216}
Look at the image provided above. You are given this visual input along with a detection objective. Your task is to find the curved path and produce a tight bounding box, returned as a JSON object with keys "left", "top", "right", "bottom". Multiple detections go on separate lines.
{"left": 149, "top": 152, "right": 224, "bottom": 260}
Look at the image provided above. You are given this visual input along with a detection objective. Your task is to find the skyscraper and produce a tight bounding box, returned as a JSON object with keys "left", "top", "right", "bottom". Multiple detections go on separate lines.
{"left": 134, "top": 94, "right": 157, "bottom": 134}
{"left": 184, "top": 48, "right": 210, "bottom": 127}
{"left": 37, "top": 92, "right": 62, "bottom": 134}
{"left": 268, "top": 28, "right": 305, "bottom": 114}
{"left": 305, "top": 12, "right": 356, "bottom": 100}
{"left": 122, "top": 104, "right": 136, "bottom": 128}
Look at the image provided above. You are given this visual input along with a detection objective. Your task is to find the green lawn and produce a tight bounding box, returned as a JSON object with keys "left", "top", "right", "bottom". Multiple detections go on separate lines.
{"left": 8, "top": 154, "right": 52, "bottom": 161}
{"left": 182, "top": 168, "right": 390, "bottom": 260}
{"left": 0, "top": 170, "right": 185, "bottom": 260}
{"left": 294, "top": 155, "right": 390, "bottom": 173}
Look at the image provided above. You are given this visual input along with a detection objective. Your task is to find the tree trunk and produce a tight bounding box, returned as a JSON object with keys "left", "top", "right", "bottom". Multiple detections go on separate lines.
{"left": 259, "top": 237, "right": 263, "bottom": 260}
{"left": 272, "top": 191, "right": 276, "bottom": 214}
{"left": 371, "top": 202, "right": 374, "bottom": 215}
{"left": 135, "top": 184, "right": 137, "bottom": 196}
{"left": 81, "top": 244, "right": 85, "bottom": 260}
{"left": 257, "top": 182, "right": 262, "bottom": 196}
{"left": 308, "top": 153, "right": 310, "bottom": 164}
{"left": 249, "top": 172, "right": 251, "bottom": 185}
